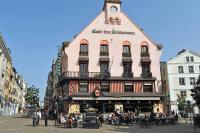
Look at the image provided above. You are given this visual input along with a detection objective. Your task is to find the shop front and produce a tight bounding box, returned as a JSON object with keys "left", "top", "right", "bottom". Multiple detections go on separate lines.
{"left": 66, "top": 95, "right": 163, "bottom": 114}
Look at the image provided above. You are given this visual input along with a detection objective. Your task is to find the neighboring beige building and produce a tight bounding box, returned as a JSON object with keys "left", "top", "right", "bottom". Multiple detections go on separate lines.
{"left": 0, "top": 34, "right": 10, "bottom": 115}
{"left": 0, "top": 34, "right": 27, "bottom": 116}
{"left": 0, "top": 34, "right": 13, "bottom": 115}
{"left": 11, "top": 68, "right": 27, "bottom": 114}
{"left": 48, "top": 0, "right": 164, "bottom": 114}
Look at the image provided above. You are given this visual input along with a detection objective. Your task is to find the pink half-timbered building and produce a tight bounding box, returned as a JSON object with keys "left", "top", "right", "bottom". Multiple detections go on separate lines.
{"left": 57, "top": 0, "right": 164, "bottom": 114}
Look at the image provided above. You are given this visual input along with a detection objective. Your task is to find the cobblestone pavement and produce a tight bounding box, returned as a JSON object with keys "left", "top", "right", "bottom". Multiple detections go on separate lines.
{"left": 0, "top": 116, "right": 196, "bottom": 133}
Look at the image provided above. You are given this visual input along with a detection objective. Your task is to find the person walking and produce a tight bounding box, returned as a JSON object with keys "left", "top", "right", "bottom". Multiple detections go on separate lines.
{"left": 32, "top": 110, "right": 37, "bottom": 127}
{"left": 44, "top": 110, "right": 48, "bottom": 127}
{"left": 36, "top": 110, "right": 42, "bottom": 126}
{"left": 54, "top": 109, "right": 58, "bottom": 125}
{"left": 99, "top": 114, "right": 104, "bottom": 127}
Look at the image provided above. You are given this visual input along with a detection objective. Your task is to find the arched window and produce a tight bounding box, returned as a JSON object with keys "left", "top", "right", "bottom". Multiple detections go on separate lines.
{"left": 141, "top": 41, "right": 149, "bottom": 54}
{"left": 100, "top": 40, "right": 109, "bottom": 56}
{"left": 80, "top": 39, "right": 89, "bottom": 56}
{"left": 80, "top": 39, "right": 89, "bottom": 45}
{"left": 122, "top": 41, "right": 131, "bottom": 57}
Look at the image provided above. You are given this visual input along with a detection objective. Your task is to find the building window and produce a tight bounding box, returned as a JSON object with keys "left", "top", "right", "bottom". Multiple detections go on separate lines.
{"left": 180, "top": 91, "right": 187, "bottom": 98}
{"left": 100, "top": 82, "right": 110, "bottom": 92}
{"left": 143, "top": 85, "right": 153, "bottom": 93}
{"left": 142, "top": 64, "right": 151, "bottom": 78}
{"left": 199, "top": 65, "right": 200, "bottom": 73}
{"left": 100, "top": 45, "right": 109, "bottom": 56}
{"left": 141, "top": 46, "right": 148, "bottom": 53}
{"left": 190, "top": 77, "right": 196, "bottom": 85}
{"left": 123, "top": 45, "right": 131, "bottom": 57}
{"left": 100, "top": 62, "right": 109, "bottom": 78}
{"left": 186, "top": 56, "right": 189, "bottom": 62}
{"left": 190, "top": 56, "right": 194, "bottom": 62}
{"left": 79, "top": 82, "right": 88, "bottom": 92}
{"left": 124, "top": 83, "right": 133, "bottom": 92}
{"left": 178, "top": 66, "right": 184, "bottom": 73}
{"left": 189, "top": 66, "right": 194, "bottom": 73}
{"left": 80, "top": 44, "right": 88, "bottom": 56}
{"left": 179, "top": 78, "right": 185, "bottom": 85}
{"left": 123, "top": 63, "right": 132, "bottom": 78}
{"left": 79, "top": 62, "right": 88, "bottom": 78}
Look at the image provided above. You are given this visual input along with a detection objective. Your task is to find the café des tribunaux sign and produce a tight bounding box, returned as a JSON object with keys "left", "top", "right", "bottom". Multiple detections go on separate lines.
{"left": 92, "top": 29, "right": 135, "bottom": 36}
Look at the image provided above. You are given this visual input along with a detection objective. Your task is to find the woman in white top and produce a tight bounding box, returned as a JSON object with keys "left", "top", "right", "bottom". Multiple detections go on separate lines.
{"left": 60, "top": 113, "right": 67, "bottom": 123}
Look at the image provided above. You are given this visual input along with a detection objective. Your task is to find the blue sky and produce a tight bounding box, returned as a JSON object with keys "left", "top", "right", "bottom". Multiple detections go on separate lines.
{"left": 0, "top": 0, "right": 200, "bottom": 100}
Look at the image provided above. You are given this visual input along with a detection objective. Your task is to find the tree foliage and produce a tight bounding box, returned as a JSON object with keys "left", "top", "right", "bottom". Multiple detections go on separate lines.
{"left": 25, "top": 85, "right": 39, "bottom": 108}
{"left": 177, "top": 95, "right": 186, "bottom": 111}
{"left": 191, "top": 76, "right": 200, "bottom": 107}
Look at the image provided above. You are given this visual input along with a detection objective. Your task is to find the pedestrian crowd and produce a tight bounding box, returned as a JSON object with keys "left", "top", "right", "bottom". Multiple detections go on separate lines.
{"left": 31, "top": 109, "right": 179, "bottom": 128}
{"left": 31, "top": 109, "right": 48, "bottom": 127}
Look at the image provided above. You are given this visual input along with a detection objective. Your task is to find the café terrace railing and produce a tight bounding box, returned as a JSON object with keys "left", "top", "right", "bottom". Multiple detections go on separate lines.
{"left": 62, "top": 71, "right": 110, "bottom": 79}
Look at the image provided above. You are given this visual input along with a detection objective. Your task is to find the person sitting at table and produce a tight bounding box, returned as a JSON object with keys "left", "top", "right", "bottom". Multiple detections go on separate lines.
{"left": 67, "top": 115, "right": 73, "bottom": 128}
{"left": 60, "top": 113, "right": 67, "bottom": 123}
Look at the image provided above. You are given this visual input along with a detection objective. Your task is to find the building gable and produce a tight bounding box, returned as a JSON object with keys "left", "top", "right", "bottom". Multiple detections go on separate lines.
{"left": 168, "top": 50, "right": 200, "bottom": 64}
{"left": 65, "top": 7, "right": 162, "bottom": 55}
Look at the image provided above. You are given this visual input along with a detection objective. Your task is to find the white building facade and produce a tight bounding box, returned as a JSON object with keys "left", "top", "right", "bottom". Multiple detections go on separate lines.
{"left": 163, "top": 50, "right": 200, "bottom": 112}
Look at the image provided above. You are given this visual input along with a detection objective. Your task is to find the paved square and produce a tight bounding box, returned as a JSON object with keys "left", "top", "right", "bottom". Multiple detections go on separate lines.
{"left": 0, "top": 116, "right": 196, "bottom": 133}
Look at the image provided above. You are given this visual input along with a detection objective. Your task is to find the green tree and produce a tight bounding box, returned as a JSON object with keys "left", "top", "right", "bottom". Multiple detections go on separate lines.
{"left": 25, "top": 85, "right": 39, "bottom": 108}
{"left": 177, "top": 95, "right": 186, "bottom": 111}
{"left": 191, "top": 76, "right": 200, "bottom": 107}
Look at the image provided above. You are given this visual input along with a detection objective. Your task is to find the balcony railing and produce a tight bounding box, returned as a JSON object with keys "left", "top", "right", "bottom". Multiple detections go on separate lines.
{"left": 100, "top": 52, "right": 109, "bottom": 56}
{"left": 141, "top": 52, "right": 150, "bottom": 57}
{"left": 122, "top": 53, "right": 131, "bottom": 57}
{"left": 79, "top": 52, "right": 88, "bottom": 56}
{"left": 62, "top": 71, "right": 110, "bottom": 79}
{"left": 141, "top": 72, "right": 152, "bottom": 78}
{"left": 123, "top": 72, "right": 133, "bottom": 78}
